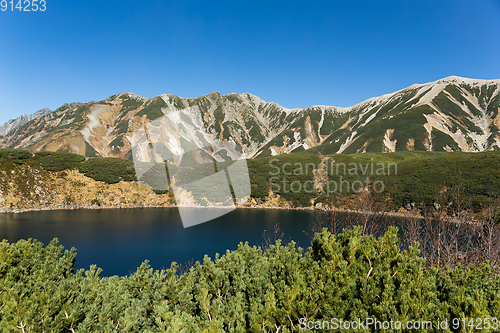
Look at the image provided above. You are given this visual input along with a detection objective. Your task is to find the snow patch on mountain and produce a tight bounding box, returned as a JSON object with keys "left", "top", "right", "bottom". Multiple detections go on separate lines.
{"left": 337, "top": 131, "right": 358, "bottom": 154}
{"left": 383, "top": 129, "right": 397, "bottom": 153}
{"left": 2, "top": 76, "right": 499, "bottom": 157}
{"left": 423, "top": 113, "right": 472, "bottom": 151}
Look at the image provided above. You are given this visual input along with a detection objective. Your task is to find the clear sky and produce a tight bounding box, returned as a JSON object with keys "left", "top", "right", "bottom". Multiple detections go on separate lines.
{"left": 1, "top": 0, "right": 499, "bottom": 125}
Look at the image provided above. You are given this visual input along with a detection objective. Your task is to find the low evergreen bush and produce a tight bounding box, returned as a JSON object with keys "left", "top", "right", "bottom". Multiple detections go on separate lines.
{"left": 33, "top": 151, "right": 86, "bottom": 171}
{"left": 78, "top": 157, "right": 137, "bottom": 184}
{"left": 0, "top": 149, "right": 32, "bottom": 164}
{"left": 1, "top": 228, "right": 499, "bottom": 332}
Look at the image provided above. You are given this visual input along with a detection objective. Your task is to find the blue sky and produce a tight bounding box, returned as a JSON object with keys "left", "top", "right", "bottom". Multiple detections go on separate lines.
{"left": 1, "top": 0, "right": 499, "bottom": 125}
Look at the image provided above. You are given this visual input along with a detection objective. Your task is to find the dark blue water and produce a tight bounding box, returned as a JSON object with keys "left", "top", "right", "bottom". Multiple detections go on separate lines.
{"left": 0, "top": 208, "right": 318, "bottom": 276}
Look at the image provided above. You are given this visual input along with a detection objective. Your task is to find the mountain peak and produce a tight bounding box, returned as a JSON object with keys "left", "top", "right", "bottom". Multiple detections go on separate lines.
{"left": 1, "top": 76, "right": 500, "bottom": 157}
{"left": 0, "top": 108, "right": 53, "bottom": 136}
{"left": 437, "top": 75, "right": 500, "bottom": 85}
{"left": 110, "top": 92, "right": 147, "bottom": 101}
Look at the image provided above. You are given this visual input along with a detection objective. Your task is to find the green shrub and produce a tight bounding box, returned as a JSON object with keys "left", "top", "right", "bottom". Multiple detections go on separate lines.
{"left": 33, "top": 151, "right": 86, "bottom": 171}
{"left": 248, "top": 150, "right": 500, "bottom": 212}
{"left": 78, "top": 157, "right": 136, "bottom": 184}
{"left": 1, "top": 228, "right": 500, "bottom": 332}
{"left": 0, "top": 149, "right": 32, "bottom": 164}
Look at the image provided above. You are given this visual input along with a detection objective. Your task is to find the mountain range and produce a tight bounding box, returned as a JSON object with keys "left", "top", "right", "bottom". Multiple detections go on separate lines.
{"left": 1, "top": 76, "right": 499, "bottom": 163}
{"left": 0, "top": 108, "right": 53, "bottom": 136}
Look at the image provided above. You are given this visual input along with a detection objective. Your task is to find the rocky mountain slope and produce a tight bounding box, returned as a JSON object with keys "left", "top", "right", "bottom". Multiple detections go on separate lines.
{"left": 0, "top": 164, "right": 173, "bottom": 213}
{"left": 1, "top": 76, "right": 499, "bottom": 162}
{"left": 0, "top": 108, "right": 53, "bottom": 136}
{"left": 310, "top": 76, "right": 500, "bottom": 154}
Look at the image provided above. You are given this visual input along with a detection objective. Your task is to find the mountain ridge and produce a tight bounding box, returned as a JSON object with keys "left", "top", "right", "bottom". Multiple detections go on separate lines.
{"left": 3, "top": 75, "right": 497, "bottom": 134}
{"left": 1, "top": 75, "right": 499, "bottom": 161}
{"left": 0, "top": 108, "right": 53, "bottom": 136}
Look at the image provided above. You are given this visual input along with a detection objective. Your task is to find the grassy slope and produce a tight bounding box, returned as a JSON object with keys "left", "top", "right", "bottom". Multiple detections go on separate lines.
{"left": 247, "top": 150, "right": 500, "bottom": 212}
{"left": 1, "top": 148, "right": 499, "bottom": 213}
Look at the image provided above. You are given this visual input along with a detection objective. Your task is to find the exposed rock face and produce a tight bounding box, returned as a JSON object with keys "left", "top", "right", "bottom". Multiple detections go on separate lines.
{"left": 1, "top": 76, "right": 499, "bottom": 158}
{"left": 0, "top": 164, "right": 298, "bottom": 212}
{"left": 0, "top": 108, "right": 53, "bottom": 136}
{"left": 0, "top": 164, "right": 173, "bottom": 212}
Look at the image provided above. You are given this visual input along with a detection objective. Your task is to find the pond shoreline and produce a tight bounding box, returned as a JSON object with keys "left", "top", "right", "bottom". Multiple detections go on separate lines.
{"left": 0, "top": 201, "right": 428, "bottom": 222}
